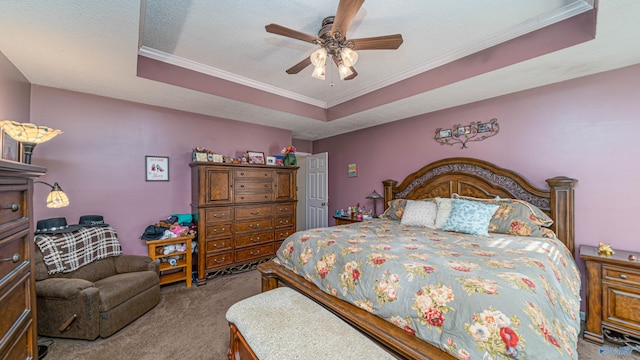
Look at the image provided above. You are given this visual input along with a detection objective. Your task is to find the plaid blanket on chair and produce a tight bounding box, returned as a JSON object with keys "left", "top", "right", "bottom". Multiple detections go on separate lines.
{"left": 35, "top": 226, "right": 122, "bottom": 275}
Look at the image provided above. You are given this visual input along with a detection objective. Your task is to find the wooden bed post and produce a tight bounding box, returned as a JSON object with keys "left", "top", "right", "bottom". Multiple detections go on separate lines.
{"left": 546, "top": 176, "right": 578, "bottom": 256}
{"left": 382, "top": 180, "right": 397, "bottom": 211}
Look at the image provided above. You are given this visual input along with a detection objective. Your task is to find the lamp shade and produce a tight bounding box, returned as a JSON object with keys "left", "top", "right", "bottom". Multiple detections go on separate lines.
{"left": 35, "top": 181, "right": 70, "bottom": 208}
{"left": 0, "top": 120, "right": 63, "bottom": 144}
{"left": 0, "top": 120, "right": 63, "bottom": 164}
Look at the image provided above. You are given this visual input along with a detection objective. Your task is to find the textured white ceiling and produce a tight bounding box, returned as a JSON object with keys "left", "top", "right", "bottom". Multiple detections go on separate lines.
{"left": 1, "top": 1, "right": 639, "bottom": 140}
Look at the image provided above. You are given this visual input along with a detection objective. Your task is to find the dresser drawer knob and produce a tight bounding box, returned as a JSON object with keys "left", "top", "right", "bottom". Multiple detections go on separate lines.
{"left": 213, "top": 257, "right": 226, "bottom": 263}
{"left": 1, "top": 253, "right": 20, "bottom": 263}
{"left": 2, "top": 203, "right": 20, "bottom": 212}
{"left": 213, "top": 242, "right": 225, "bottom": 248}
{"left": 250, "top": 211, "right": 260, "bottom": 215}
{"left": 250, "top": 250, "right": 261, "bottom": 256}
{"left": 250, "top": 237, "right": 260, "bottom": 242}
{"left": 620, "top": 274, "right": 628, "bottom": 280}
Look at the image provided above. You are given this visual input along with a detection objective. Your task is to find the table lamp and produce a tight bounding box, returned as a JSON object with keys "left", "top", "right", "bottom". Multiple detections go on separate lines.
{"left": 0, "top": 120, "right": 63, "bottom": 164}
{"left": 366, "top": 190, "right": 383, "bottom": 218}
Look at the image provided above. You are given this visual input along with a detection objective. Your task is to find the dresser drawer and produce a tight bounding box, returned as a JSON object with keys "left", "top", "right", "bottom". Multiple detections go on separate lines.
{"left": 234, "top": 169, "right": 273, "bottom": 179}
{"left": 0, "top": 190, "right": 26, "bottom": 228}
{"left": 603, "top": 265, "right": 640, "bottom": 286}
{"left": 235, "top": 193, "right": 273, "bottom": 203}
{"left": 204, "top": 223, "right": 232, "bottom": 238}
{"left": 205, "top": 252, "right": 233, "bottom": 269}
{"left": 0, "top": 229, "right": 29, "bottom": 280}
{"left": 235, "top": 205, "right": 273, "bottom": 220}
{"left": 275, "top": 215, "right": 293, "bottom": 228}
{"left": 235, "top": 230, "right": 274, "bottom": 248}
{"left": 205, "top": 238, "right": 232, "bottom": 253}
{"left": 0, "top": 269, "right": 30, "bottom": 344}
{"left": 275, "top": 226, "right": 295, "bottom": 241}
{"left": 235, "top": 244, "right": 274, "bottom": 262}
{"left": 274, "top": 203, "right": 294, "bottom": 215}
{"left": 235, "top": 181, "right": 273, "bottom": 194}
{"left": 204, "top": 207, "right": 232, "bottom": 223}
{"left": 235, "top": 219, "right": 273, "bottom": 233}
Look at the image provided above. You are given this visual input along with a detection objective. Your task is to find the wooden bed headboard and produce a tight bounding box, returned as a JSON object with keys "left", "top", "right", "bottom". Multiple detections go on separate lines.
{"left": 382, "top": 157, "right": 577, "bottom": 255}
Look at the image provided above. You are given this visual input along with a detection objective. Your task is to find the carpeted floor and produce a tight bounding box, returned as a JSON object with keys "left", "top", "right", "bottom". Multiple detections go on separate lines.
{"left": 39, "top": 269, "right": 638, "bottom": 360}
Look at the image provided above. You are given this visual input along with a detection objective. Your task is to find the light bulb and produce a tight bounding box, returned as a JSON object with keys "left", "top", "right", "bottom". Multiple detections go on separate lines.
{"left": 312, "top": 64, "right": 326, "bottom": 80}
{"left": 310, "top": 48, "right": 327, "bottom": 67}
{"left": 338, "top": 63, "right": 353, "bottom": 80}
{"left": 340, "top": 47, "right": 358, "bottom": 67}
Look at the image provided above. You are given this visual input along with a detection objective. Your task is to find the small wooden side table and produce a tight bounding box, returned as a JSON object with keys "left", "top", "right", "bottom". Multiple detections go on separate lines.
{"left": 333, "top": 215, "right": 362, "bottom": 226}
{"left": 580, "top": 244, "right": 640, "bottom": 344}
{"left": 146, "top": 235, "right": 194, "bottom": 287}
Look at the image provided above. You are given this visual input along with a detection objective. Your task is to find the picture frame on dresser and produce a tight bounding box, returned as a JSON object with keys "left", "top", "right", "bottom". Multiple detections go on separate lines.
{"left": 247, "top": 151, "right": 265, "bottom": 165}
{"left": 1, "top": 130, "right": 19, "bottom": 161}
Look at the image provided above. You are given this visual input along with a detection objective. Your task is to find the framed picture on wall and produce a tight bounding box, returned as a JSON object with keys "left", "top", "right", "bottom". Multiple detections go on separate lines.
{"left": 1, "top": 130, "right": 19, "bottom": 162}
{"left": 145, "top": 156, "right": 169, "bottom": 181}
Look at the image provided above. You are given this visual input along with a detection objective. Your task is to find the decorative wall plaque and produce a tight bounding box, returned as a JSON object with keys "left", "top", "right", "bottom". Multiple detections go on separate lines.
{"left": 434, "top": 118, "right": 499, "bottom": 149}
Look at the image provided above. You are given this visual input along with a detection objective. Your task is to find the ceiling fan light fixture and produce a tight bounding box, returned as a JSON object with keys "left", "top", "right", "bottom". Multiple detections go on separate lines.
{"left": 310, "top": 47, "right": 328, "bottom": 67}
{"left": 340, "top": 47, "right": 358, "bottom": 67}
{"left": 312, "top": 64, "right": 326, "bottom": 80}
{"left": 338, "top": 62, "right": 353, "bottom": 80}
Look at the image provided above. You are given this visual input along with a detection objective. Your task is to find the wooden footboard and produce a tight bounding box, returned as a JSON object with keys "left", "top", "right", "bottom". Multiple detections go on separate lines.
{"left": 258, "top": 261, "right": 455, "bottom": 360}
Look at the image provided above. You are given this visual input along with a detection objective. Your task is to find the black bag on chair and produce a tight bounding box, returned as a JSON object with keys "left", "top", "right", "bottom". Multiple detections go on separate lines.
{"left": 140, "top": 225, "right": 166, "bottom": 240}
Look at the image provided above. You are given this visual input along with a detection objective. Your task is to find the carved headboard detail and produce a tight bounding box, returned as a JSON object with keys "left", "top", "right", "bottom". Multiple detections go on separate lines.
{"left": 382, "top": 157, "right": 577, "bottom": 256}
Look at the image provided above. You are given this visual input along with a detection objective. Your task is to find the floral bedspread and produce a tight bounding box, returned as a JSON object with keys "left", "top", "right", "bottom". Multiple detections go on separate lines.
{"left": 276, "top": 219, "right": 581, "bottom": 359}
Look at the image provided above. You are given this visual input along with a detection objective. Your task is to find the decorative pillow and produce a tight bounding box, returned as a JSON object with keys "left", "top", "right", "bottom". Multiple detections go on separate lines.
{"left": 451, "top": 194, "right": 555, "bottom": 238}
{"left": 434, "top": 198, "right": 453, "bottom": 229}
{"left": 380, "top": 199, "right": 408, "bottom": 220}
{"left": 442, "top": 199, "right": 499, "bottom": 236}
{"left": 400, "top": 200, "right": 437, "bottom": 228}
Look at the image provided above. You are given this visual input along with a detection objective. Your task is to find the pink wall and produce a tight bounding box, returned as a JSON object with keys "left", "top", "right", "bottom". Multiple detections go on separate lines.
{"left": 314, "top": 64, "right": 640, "bottom": 304}
{"left": 0, "top": 51, "right": 30, "bottom": 122}
{"left": 29, "top": 86, "right": 292, "bottom": 255}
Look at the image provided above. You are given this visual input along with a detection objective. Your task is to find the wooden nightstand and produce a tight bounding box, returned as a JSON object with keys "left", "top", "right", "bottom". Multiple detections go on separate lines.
{"left": 580, "top": 245, "right": 640, "bottom": 344}
{"left": 333, "top": 216, "right": 362, "bottom": 226}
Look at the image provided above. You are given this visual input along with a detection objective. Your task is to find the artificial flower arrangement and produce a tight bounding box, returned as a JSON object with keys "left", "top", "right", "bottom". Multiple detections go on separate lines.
{"left": 281, "top": 146, "right": 297, "bottom": 166}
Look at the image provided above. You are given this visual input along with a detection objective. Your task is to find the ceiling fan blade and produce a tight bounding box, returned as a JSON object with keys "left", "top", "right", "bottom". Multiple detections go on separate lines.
{"left": 331, "top": 0, "right": 365, "bottom": 37}
{"left": 286, "top": 57, "right": 312, "bottom": 74}
{"left": 351, "top": 34, "right": 403, "bottom": 50}
{"left": 266, "top": 24, "right": 319, "bottom": 44}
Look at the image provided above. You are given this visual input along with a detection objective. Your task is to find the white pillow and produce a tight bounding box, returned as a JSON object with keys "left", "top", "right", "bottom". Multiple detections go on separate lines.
{"left": 400, "top": 200, "right": 437, "bottom": 228}
{"left": 434, "top": 198, "right": 453, "bottom": 229}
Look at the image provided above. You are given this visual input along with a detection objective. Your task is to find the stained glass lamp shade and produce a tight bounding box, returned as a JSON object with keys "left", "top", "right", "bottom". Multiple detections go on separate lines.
{"left": 0, "top": 120, "right": 63, "bottom": 164}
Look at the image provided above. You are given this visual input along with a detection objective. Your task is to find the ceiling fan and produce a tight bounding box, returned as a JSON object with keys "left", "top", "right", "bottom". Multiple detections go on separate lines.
{"left": 265, "top": 0, "right": 403, "bottom": 81}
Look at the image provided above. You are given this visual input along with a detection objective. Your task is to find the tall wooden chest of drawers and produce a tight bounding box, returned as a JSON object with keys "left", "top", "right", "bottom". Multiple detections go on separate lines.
{"left": 190, "top": 163, "right": 296, "bottom": 284}
{"left": 0, "top": 161, "right": 44, "bottom": 359}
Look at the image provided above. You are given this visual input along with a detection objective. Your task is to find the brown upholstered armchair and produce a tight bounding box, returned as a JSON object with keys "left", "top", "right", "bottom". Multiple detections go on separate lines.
{"left": 34, "top": 247, "right": 160, "bottom": 340}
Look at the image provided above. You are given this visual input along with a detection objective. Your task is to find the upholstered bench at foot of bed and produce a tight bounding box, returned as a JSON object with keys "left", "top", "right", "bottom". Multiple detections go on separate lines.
{"left": 226, "top": 287, "right": 396, "bottom": 360}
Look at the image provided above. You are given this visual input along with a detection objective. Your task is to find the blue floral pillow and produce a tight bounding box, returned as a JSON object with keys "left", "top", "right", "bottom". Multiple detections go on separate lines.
{"left": 442, "top": 199, "right": 499, "bottom": 236}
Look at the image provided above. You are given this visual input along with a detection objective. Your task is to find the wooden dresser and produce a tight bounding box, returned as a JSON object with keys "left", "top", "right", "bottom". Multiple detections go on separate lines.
{"left": 190, "top": 163, "right": 296, "bottom": 284}
{"left": 580, "top": 244, "right": 640, "bottom": 345}
{"left": 0, "top": 160, "right": 45, "bottom": 359}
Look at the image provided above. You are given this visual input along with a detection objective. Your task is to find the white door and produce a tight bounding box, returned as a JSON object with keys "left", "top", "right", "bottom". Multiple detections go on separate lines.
{"left": 306, "top": 152, "right": 329, "bottom": 229}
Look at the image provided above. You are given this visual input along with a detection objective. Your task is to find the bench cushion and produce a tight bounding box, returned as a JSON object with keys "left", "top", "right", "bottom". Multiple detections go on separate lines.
{"left": 226, "top": 287, "right": 395, "bottom": 360}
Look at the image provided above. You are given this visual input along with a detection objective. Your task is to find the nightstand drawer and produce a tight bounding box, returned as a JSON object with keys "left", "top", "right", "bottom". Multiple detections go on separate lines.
{"left": 603, "top": 283, "right": 640, "bottom": 333}
{"left": 603, "top": 265, "right": 640, "bottom": 286}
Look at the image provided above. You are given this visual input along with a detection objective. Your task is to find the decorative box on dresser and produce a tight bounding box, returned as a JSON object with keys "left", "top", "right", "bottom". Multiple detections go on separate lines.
{"left": 580, "top": 244, "right": 640, "bottom": 345}
{"left": 0, "top": 160, "right": 45, "bottom": 360}
{"left": 190, "top": 162, "right": 296, "bottom": 284}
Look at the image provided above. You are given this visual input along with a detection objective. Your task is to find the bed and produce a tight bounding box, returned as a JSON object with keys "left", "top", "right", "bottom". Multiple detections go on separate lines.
{"left": 258, "top": 157, "right": 579, "bottom": 359}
